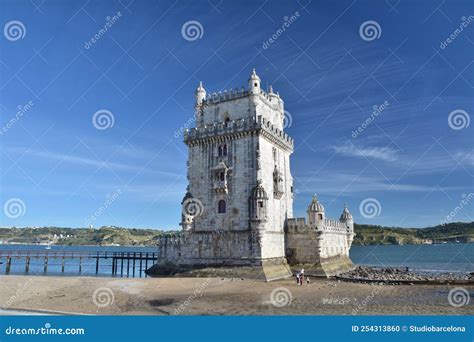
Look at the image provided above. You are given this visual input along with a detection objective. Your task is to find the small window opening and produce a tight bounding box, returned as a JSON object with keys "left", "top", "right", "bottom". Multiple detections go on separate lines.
{"left": 218, "top": 200, "right": 226, "bottom": 214}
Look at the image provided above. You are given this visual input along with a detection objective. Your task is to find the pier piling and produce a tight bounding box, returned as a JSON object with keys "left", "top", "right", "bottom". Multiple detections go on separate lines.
{"left": 6, "top": 256, "right": 11, "bottom": 273}
{"left": 25, "top": 256, "right": 30, "bottom": 273}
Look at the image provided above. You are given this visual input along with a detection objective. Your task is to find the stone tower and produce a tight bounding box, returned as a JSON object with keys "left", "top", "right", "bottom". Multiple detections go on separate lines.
{"left": 148, "top": 70, "right": 355, "bottom": 280}
{"left": 175, "top": 69, "right": 294, "bottom": 279}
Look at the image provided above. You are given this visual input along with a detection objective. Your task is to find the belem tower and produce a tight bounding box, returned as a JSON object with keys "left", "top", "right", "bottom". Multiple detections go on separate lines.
{"left": 147, "top": 70, "right": 356, "bottom": 281}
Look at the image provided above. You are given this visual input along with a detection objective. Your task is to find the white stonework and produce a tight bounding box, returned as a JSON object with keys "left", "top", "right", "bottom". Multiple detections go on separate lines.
{"left": 150, "top": 70, "right": 356, "bottom": 280}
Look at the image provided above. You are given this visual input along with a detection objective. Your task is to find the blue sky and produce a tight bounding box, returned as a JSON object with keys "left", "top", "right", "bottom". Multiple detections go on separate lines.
{"left": 1, "top": 0, "right": 473, "bottom": 229}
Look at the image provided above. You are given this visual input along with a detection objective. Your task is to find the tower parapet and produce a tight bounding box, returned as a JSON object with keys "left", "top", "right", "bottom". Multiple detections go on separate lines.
{"left": 184, "top": 115, "right": 293, "bottom": 150}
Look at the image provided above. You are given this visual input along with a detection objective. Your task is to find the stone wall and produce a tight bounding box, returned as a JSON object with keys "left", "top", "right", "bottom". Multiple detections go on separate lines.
{"left": 286, "top": 217, "right": 354, "bottom": 263}
{"left": 156, "top": 231, "right": 262, "bottom": 266}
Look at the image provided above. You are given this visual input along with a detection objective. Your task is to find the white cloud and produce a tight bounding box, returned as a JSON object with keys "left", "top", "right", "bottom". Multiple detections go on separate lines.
{"left": 331, "top": 144, "right": 398, "bottom": 162}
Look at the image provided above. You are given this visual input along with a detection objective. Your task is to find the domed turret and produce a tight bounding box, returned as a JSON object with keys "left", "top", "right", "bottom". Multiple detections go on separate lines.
{"left": 248, "top": 68, "right": 261, "bottom": 95}
{"left": 340, "top": 204, "right": 353, "bottom": 222}
{"left": 252, "top": 181, "right": 268, "bottom": 199}
{"left": 249, "top": 180, "right": 268, "bottom": 225}
{"left": 308, "top": 194, "right": 325, "bottom": 212}
{"left": 307, "top": 194, "right": 325, "bottom": 225}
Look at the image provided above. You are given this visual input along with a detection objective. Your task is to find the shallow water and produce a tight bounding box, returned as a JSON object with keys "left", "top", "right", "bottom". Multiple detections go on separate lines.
{"left": 350, "top": 243, "right": 473, "bottom": 273}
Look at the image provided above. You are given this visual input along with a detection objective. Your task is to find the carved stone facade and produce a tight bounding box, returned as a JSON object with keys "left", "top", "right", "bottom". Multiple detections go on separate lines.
{"left": 148, "top": 70, "right": 355, "bottom": 280}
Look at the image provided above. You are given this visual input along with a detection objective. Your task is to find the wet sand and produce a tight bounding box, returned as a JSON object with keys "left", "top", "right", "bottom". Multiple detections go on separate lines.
{"left": 0, "top": 275, "right": 472, "bottom": 315}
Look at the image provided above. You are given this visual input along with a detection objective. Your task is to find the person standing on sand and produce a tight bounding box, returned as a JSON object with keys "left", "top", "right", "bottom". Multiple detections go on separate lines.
{"left": 296, "top": 268, "right": 305, "bottom": 286}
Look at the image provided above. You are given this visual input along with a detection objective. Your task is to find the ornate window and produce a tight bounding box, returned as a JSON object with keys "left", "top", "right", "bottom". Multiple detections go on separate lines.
{"left": 249, "top": 181, "right": 268, "bottom": 223}
{"left": 218, "top": 144, "right": 228, "bottom": 156}
{"left": 273, "top": 167, "right": 284, "bottom": 199}
{"left": 218, "top": 200, "right": 226, "bottom": 214}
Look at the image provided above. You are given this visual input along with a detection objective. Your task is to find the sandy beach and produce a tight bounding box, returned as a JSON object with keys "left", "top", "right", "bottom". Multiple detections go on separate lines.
{"left": 0, "top": 275, "right": 472, "bottom": 315}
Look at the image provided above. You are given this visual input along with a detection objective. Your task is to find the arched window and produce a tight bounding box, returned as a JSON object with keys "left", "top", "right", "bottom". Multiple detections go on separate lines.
{"left": 219, "top": 171, "right": 225, "bottom": 181}
{"left": 218, "top": 200, "right": 226, "bottom": 214}
{"left": 224, "top": 117, "right": 230, "bottom": 127}
{"left": 218, "top": 144, "right": 227, "bottom": 156}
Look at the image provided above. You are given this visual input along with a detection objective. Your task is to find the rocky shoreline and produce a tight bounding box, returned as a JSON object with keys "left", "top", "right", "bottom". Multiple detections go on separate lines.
{"left": 337, "top": 266, "right": 474, "bottom": 284}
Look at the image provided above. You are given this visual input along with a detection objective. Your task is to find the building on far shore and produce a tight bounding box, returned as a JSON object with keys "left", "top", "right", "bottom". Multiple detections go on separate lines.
{"left": 147, "top": 70, "right": 355, "bottom": 281}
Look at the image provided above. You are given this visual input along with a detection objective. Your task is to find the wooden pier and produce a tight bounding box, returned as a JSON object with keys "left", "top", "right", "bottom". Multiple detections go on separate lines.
{"left": 0, "top": 250, "right": 157, "bottom": 277}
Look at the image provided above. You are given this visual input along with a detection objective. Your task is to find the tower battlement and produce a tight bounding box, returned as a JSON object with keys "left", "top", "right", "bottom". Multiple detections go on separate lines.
{"left": 184, "top": 115, "right": 293, "bottom": 149}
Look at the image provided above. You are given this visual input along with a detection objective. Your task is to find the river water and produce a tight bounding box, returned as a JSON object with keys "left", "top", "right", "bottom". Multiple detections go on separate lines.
{"left": 0, "top": 243, "right": 472, "bottom": 277}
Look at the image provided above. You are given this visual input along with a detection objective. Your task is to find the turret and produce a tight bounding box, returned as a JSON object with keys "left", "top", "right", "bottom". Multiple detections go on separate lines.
{"left": 268, "top": 85, "right": 285, "bottom": 129}
{"left": 249, "top": 180, "right": 268, "bottom": 228}
{"left": 268, "top": 85, "right": 278, "bottom": 100}
{"left": 340, "top": 204, "right": 355, "bottom": 251}
{"left": 195, "top": 81, "right": 206, "bottom": 105}
{"left": 340, "top": 203, "right": 354, "bottom": 232}
{"left": 307, "top": 194, "right": 325, "bottom": 226}
{"left": 194, "top": 81, "right": 206, "bottom": 126}
{"left": 248, "top": 68, "right": 261, "bottom": 95}
{"left": 180, "top": 191, "right": 194, "bottom": 231}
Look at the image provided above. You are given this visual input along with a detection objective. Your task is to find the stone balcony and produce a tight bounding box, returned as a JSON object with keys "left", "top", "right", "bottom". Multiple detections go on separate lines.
{"left": 213, "top": 180, "right": 228, "bottom": 194}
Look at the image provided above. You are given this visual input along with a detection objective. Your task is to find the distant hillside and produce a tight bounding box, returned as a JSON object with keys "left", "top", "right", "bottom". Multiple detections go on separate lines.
{"left": 0, "top": 222, "right": 472, "bottom": 247}
{"left": 0, "top": 226, "right": 178, "bottom": 247}
{"left": 353, "top": 222, "right": 474, "bottom": 245}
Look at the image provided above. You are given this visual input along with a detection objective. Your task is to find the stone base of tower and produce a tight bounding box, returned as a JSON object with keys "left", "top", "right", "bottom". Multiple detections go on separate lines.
{"left": 291, "top": 255, "right": 356, "bottom": 278}
{"left": 145, "top": 257, "right": 292, "bottom": 282}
